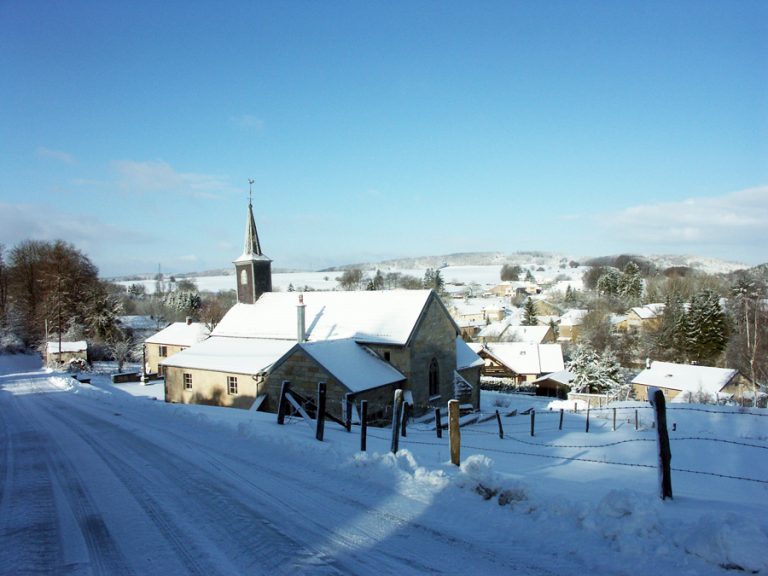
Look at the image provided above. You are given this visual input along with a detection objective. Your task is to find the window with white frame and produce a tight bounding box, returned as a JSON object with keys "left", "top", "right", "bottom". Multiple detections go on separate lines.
{"left": 183, "top": 373, "right": 192, "bottom": 389}
{"left": 159, "top": 345, "right": 168, "bottom": 357}
{"left": 228, "top": 375, "right": 238, "bottom": 395}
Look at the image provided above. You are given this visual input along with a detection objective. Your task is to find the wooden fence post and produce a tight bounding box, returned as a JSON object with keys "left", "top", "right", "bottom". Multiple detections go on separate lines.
{"left": 391, "top": 389, "right": 403, "bottom": 454}
{"left": 612, "top": 407, "right": 617, "bottom": 431}
{"left": 635, "top": 409, "right": 639, "bottom": 431}
{"left": 650, "top": 388, "right": 673, "bottom": 500}
{"left": 344, "top": 394, "right": 353, "bottom": 432}
{"left": 435, "top": 408, "right": 442, "bottom": 438}
{"left": 360, "top": 400, "right": 368, "bottom": 452}
{"left": 530, "top": 409, "right": 536, "bottom": 437}
{"left": 277, "top": 380, "right": 290, "bottom": 425}
{"left": 316, "top": 382, "right": 327, "bottom": 442}
{"left": 495, "top": 409, "right": 504, "bottom": 439}
{"left": 585, "top": 403, "right": 590, "bottom": 433}
{"left": 448, "top": 399, "right": 460, "bottom": 466}
{"left": 558, "top": 408, "right": 564, "bottom": 430}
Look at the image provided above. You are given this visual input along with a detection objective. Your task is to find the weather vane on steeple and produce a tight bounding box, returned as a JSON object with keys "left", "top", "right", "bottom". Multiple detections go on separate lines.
{"left": 248, "top": 178, "right": 255, "bottom": 205}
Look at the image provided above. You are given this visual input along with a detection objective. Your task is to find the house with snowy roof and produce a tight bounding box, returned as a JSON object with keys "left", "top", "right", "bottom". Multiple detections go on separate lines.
{"left": 477, "top": 322, "right": 555, "bottom": 344}
{"left": 631, "top": 361, "right": 742, "bottom": 404}
{"left": 160, "top": 198, "right": 483, "bottom": 423}
{"left": 557, "top": 309, "right": 589, "bottom": 341}
{"left": 144, "top": 319, "right": 210, "bottom": 376}
{"left": 469, "top": 342, "right": 564, "bottom": 384}
{"left": 617, "top": 303, "right": 666, "bottom": 332}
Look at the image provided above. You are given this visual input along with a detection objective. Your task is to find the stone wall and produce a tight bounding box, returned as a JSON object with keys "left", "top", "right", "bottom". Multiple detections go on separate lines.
{"left": 165, "top": 366, "right": 259, "bottom": 409}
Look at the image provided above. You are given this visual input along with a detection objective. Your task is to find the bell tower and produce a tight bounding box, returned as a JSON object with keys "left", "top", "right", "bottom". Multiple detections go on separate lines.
{"left": 233, "top": 180, "right": 272, "bottom": 304}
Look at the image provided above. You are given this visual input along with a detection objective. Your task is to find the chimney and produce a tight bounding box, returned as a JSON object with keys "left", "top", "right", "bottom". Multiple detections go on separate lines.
{"left": 186, "top": 316, "right": 192, "bottom": 325}
{"left": 646, "top": 357, "right": 651, "bottom": 369}
{"left": 297, "top": 294, "right": 306, "bottom": 343}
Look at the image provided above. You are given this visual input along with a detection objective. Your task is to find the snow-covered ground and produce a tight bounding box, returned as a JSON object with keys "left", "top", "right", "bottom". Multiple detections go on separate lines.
{"left": 1, "top": 354, "right": 766, "bottom": 575}
{"left": 116, "top": 264, "right": 585, "bottom": 294}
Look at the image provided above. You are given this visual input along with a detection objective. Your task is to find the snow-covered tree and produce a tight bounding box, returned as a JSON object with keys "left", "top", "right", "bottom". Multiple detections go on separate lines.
{"left": 567, "top": 345, "right": 602, "bottom": 394}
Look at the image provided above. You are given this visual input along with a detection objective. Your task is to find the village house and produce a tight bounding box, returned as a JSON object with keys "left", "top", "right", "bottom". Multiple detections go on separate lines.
{"left": 144, "top": 319, "right": 209, "bottom": 376}
{"left": 469, "top": 342, "right": 565, "bottom": 384}
{"left": 477, "top": 322, "right": 555, "bottom": 344}
{"left": 616, "top": 303, "right": 666, "bottom": 332}
{"left": 631, "top": 361, "right": 743, "bottom": 404}
{"left": 557, "top": 309, "right": 589, "bottom": 341}
{"left": 159, "top": 198, "right": 482, "bottom": 423}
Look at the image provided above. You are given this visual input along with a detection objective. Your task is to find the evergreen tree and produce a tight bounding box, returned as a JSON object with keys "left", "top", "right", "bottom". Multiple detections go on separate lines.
{"left": 522, "top": 298, "right": 538, "bottom": 326}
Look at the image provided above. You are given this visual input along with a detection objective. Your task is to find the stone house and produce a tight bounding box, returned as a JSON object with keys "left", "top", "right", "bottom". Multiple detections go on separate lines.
{"left": 160, "top": 198, "right": 482, "bottom": 422}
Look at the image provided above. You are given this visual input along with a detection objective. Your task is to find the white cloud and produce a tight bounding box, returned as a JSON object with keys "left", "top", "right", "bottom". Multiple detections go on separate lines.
{"left": 37, "top": 147, "right": 75, "bottom": 164}
{"left": 111, "top": 160, "right": 235, "bottom": 199}
{"left": 228, "top": 114, "right": 265, "bottom": 132}
{"left": 600, "top": 186, "right": 768, "bottom": 246}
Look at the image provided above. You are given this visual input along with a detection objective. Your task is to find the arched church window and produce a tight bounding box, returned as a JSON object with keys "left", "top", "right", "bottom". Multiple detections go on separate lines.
{"left": 429, "top": 357, "right": 440, "bottom": 397}
{"left": 240, "top": 269, "right": 248, "bottom": 285}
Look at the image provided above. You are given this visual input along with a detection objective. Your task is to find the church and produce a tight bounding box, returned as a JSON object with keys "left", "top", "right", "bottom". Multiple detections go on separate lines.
{"left": 159, "top": 197, "right": 482, "bottom": 423}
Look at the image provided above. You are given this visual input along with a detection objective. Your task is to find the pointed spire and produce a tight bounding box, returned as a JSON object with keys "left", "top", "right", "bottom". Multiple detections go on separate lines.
{"left": 236, "top": 179, "right": 270, "bottom": 263}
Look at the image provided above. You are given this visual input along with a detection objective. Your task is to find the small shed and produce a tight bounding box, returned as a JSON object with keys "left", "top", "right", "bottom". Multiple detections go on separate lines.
{"left": 46, "top": 341, "right": 88, "bottom": 366}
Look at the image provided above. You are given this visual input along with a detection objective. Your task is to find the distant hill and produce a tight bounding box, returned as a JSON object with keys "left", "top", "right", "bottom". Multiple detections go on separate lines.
{"left": 326, "top": 251, "right": 749, "bottom": 276}
{"left": 111, "top": 251, "right": 755, "bottom": 281}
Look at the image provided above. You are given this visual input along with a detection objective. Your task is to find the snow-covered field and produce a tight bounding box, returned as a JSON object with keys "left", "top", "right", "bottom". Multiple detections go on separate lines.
{"left": 117, "top": 264, "right": 582, "bottom": 294}
{"left": 1, "top": 354, "right": 766, "bottom": 575}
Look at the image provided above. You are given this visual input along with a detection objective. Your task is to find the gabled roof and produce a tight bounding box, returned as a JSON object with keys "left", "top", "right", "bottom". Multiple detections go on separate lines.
{"left": 287, "top": 339, "right": 406, "bottom": 393}
{"left": 631, "top": 361, "right": 739, "bottom": 400}
{"left": 212, "top": 290, "right": 440, "bottom": 346}
{"left": 160, "top": 336, "right": 294, "bottom": 374}
{"left": 145, "top": 322, "right": 210, "bottom": 346}
{"left": 479, "top": 343, "right": 565, "bottom": 375}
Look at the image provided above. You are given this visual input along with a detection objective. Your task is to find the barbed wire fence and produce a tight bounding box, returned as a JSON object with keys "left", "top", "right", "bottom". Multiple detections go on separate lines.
{"left": 342, "top": 401, "right": 768, "bottom": 488}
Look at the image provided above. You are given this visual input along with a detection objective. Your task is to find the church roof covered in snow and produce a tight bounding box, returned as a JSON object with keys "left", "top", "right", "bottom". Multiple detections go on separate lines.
{"left": 212, "top": 290, "right": 440, "bottom": 346}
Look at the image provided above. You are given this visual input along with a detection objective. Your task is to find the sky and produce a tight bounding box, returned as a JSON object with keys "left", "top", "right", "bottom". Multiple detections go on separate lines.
{"left": 1, "top": 1, "right": 766, "bottom": 277}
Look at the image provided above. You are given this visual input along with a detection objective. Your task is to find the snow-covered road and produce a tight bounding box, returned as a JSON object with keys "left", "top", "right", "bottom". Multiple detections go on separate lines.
{"left": 3, "top": 357, "right": 767, "bottom": 575}
{"left": 0, "top": 366, "right": 563, "bottom": 575}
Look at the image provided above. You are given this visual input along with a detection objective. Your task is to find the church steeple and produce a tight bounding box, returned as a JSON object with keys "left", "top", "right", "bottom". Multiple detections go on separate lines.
{"left": 233, "top": 180, "right": 272, "bottom": 304}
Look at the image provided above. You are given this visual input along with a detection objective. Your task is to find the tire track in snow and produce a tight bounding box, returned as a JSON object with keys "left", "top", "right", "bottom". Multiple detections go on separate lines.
{"left": 2, "top": 377, "right": 135, "bottom": 576}
{"left": 54, "top": 394, "right": 562, "bottom": 576}
{"left": 40, "top": 398, "right": 348, "bottom": 575}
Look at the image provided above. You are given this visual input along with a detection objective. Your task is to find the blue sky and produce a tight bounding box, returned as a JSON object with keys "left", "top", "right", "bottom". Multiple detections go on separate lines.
{"left": 1, "top": 1, "right": 766, "bottom": 277}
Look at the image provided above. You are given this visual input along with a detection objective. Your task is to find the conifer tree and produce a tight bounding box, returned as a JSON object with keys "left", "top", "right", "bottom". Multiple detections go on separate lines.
{"left": 522, "top": 298, "right": 538, "bottom": 326}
